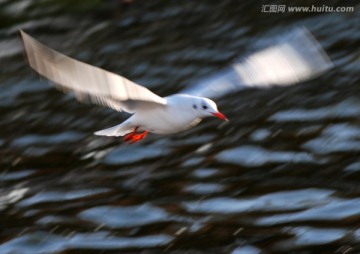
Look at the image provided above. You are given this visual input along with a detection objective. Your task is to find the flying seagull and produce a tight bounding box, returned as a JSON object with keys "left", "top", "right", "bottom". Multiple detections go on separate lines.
{"left": 19, "top": 28, "right": 332, "bottom": 144}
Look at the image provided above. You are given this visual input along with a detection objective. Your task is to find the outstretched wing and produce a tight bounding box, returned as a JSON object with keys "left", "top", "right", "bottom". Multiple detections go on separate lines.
{"left": 183, "top": 27, "right": 333, "bottom": 98}
{"left": 20, "top": 30, "right": 166, "bottom": 113}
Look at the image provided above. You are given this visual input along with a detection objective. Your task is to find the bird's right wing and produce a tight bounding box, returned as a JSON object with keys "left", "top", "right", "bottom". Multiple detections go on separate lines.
{"left": 183, "top": 27, "right": 333, "bottom": 98}
{"left": 20, "top": 30, "right": 166, "bottom": 113}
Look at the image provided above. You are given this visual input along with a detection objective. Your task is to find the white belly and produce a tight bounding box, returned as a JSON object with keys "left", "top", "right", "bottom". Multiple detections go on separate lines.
{"left": 132, "top": 107, "right": 201, "bottom": 134}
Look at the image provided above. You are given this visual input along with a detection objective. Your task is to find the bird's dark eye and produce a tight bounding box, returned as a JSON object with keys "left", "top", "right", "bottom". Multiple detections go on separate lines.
{"left": 193, "top": 104, "right": 197, "bottom": 109}
{"left": 202, "top": 105, "right": 208, "bottom": 110}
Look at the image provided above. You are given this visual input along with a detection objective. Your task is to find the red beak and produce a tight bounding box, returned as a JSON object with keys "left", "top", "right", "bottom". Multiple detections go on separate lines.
{"left": 211, "top": 112, "right": 228, "bottom": 121}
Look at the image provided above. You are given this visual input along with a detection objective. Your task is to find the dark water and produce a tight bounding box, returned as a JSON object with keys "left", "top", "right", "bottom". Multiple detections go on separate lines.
{"left": 1, "top": 0, "right": 360, "bottom": 253}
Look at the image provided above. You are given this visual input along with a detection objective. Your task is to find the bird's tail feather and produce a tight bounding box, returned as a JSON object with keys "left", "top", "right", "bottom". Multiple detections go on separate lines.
{"left": 94, "top": 124, "right": 132, "bottom": 137}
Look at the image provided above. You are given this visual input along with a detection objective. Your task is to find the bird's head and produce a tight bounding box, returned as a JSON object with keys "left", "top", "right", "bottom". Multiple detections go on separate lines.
{"left": 192, "top": 97, "right": 228, "bottom": 121}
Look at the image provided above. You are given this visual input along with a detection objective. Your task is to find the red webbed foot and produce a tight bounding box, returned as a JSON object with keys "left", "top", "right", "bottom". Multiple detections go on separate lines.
{"left": 129, "top": 131, "right": 148, "bottom": 144}
{"left": 123, "top": 128, "right": 137, "bottom": 142}
{"left": 123, "top": 127, "right": 148, "bottom": 144}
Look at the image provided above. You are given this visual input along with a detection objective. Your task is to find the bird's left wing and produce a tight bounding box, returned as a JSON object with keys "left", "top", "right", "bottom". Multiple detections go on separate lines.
{"left": 20, "top": 30, "right": 166, "bottom": 113}
{"left": 183, "top": 27, "right": 333, "bottom": 98}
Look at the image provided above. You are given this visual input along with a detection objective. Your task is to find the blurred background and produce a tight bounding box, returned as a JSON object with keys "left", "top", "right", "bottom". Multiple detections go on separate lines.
{"left": 1, "top": 0, "right": 360, "bottom": 253}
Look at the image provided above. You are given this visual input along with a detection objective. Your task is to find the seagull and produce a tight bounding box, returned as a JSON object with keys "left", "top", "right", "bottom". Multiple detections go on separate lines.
{"left": 19, "top": 28, "right": 332, "bottom": 144}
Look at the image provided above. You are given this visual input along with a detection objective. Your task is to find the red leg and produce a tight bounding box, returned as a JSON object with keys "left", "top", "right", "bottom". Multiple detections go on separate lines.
{"left": 129, "top": 131, "right": 148, "bottom": 144}
{"left": 123, "top": 127, "right": 148, "bottom": 144}
{"left": 123, "top": 127, "right": 138, "bottom": 142}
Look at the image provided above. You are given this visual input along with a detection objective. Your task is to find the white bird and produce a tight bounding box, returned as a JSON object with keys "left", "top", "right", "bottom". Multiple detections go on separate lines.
{"left": 19, "top": 28, "right": 332, "bottom": 144}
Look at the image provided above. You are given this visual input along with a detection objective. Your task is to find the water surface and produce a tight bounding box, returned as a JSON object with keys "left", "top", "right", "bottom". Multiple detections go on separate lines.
{"left": 1, "top": 0, "right": 360, "bottom": 253}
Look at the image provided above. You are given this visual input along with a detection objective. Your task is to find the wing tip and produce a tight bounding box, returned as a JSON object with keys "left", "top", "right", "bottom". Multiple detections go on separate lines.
{"left": 18, "top": 29, "right": 32, "bottom": 68}
{"left": 19, "top": 29, "right": 25, "bottom": 36}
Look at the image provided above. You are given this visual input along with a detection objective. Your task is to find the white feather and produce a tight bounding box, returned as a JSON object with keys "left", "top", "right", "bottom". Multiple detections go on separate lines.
{"left": 94, "top": 121, "right": 133, "bottom": 137}
{"left": 20, "top": 30, "right": 166, "bottom": 113}
{"left": 184, "top": 27, "right": 333, "bottom": 98}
